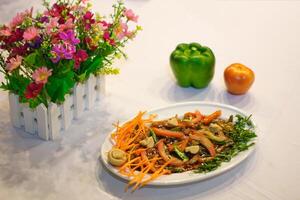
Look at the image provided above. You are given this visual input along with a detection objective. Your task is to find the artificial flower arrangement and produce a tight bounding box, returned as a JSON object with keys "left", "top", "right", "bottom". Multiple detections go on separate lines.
{"left": 0, "top": 0, "right": 141, "bottom": 108}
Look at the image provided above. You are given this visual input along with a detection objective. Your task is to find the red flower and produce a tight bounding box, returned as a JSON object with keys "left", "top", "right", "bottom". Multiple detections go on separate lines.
{"left": 11, "top": 44, "right": 29, "bottom": 56}
{"left": 103, "top": 31, "right": 115, "bottom": 46}
{"left": 48, "top": 3, "right": 70, "bottom": 24}
{"left": 83, "top": 11, "right": 95, "bottom": 30}
{"left": 74, "top": 49, "right": 88, "bottom": 69}
{"left": 4, "top": 28, "right": 24, "bottom": 43}
{"left": 84, "top": 37, "right": 97, "bottom": 50}
{"left": 48, "top": 3, "right": 65, "bottom": 18}
{"left": 24, "top": 82, "right": 44, "bottom": 99}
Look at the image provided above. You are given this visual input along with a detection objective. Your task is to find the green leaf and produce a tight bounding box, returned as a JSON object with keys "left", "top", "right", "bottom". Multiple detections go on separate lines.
{"left": 75, "top": 72, "right": 87, "bottom": 83}
{"left": 46, "top": 70, "right": 75, "bottom": 102}
{"left": 24, "top": 51, "right": 47, "bottom": 68}
{"left": 0, "top": 75, "right": 30, "bottom": 97}
{"left": 86, "top": 55, "right": 103, "bottom": 76}
{"left": 76, "top": 55, "right": 103, "bottom": 81}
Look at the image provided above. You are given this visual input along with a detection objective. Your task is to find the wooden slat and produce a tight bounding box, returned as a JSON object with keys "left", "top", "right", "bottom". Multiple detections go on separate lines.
{"left": 36, "top": 104, "right": 49, "bottom": 140}
{"left": 32, "top": 111, "right": 38, "bottom": 134}
{"left": 23, "top": 106, "right": 35, "bottom": 134}
{"left": 48, "top": 103, "right": 60, "bottom": 140}
{"left": 86, "top": 74, "right": 96, "bottom": 109}
{"left": 96, "top": 75, "right": 105, "bottom": 101}
{"left": 62, "top": 94, "right": 72, "bottom": 130}
{"left": 74, "top": 83, "right": 84, "bottom": 119}
{"left": 8, "top": 93, "right": 21, "bottom": 128}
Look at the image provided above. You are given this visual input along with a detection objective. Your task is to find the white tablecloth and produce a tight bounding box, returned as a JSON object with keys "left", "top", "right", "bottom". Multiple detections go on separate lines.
{"left": 0, "top": 0, "right": 299, "bottom": 199}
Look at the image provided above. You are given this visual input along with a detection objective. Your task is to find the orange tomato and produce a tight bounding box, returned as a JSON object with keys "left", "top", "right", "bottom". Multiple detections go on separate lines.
{"left": 224, "top": 63, "right": 255, "bottom": 95}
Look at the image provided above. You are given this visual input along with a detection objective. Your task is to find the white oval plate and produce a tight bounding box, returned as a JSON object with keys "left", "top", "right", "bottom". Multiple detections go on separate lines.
{"left": 100, "top": 101, "right": 257, "bottom": 186}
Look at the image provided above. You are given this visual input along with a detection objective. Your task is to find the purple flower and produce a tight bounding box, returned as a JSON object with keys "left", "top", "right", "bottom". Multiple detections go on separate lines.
{"left": 59, "top": 30, "right": 80, "bottom": 45}
{"left": 29, "top": 37, "right": 42, "bottom": 49}
{"left": 51, "top": 44, "right": 75, "bottom": 63}
{"left": 40, "top": 16, "right": 49, "bottom": 23}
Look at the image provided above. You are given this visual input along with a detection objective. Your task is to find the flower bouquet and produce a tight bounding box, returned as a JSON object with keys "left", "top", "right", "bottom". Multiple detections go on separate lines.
{"left": 0, "top": 0, "right": 140, "bottom": 140}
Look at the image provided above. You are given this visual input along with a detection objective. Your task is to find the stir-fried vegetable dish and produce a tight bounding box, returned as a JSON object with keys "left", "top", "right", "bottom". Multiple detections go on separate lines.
{"left": 107, "top": 110, "right": 256, "bottom": 192}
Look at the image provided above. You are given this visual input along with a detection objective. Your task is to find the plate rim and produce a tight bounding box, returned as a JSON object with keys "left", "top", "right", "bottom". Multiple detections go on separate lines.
{"left": 100, "top": 101, "right": 257, "bottom": 186}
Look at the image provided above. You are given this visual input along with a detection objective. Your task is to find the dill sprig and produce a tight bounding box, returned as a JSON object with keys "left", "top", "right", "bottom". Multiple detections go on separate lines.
{"left": 196, "top": 114, "right": 257, "bottom": 173}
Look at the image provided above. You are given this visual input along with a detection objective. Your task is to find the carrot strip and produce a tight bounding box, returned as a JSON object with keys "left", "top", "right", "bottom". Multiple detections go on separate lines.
{"left": 179, "top": 138, "right": 189, "bottom": 151}
{"left": 152, "top": 127, "right": 185, "bottom": 139}
{"left": 156, "top": 139, "right": 184, "bottom": 166}
{"left": 192, "top": 110, "right": 204, "bottom": 123}
{"left": 190, "top": 132, "right": 216, "bottom": 157}
{"left": 203, "top": 110, "right": 222, "bottom": 125}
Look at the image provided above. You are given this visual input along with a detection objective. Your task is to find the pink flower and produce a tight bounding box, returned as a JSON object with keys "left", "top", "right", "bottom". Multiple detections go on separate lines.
{"left": 115, "top": 22, "right": 128, "bottom": 40}
{"left": 0, "top": 27, "right": 11, "bottom": 37}
{"left": 9, "top": 13, "right": 25, "bottom": 29}
{"left": 99, "top": 21, "right": 109, "bottom": 31}
{"left": 46, "top": 17, "right": 59, "bottom": 34}
{"left": 9, "top": 8, "right": 33, "bottom": 29}
{"left": 125, "top": 31, "right": 136, "bottom": 39}
{"left": 23, "top": 27, "right": 39, "bottom": 41}
{"left": 81, "top": 0, "right": 89, "bottom": 4}
{"left": 58, "top": 18, "right": 74, "bottom": 32}
{"left": 32, "top": 67, "right": 53, "bottom": 84}
{"left": 123, "top": 9, "right": 138, "bottom": 22}
{"left": 6, "top": 55, "right": 22, "bottom": 72}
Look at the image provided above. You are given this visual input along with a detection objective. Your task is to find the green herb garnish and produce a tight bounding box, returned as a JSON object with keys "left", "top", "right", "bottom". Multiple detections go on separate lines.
{"left": 196, "top": 114, "right": 257, "bottom": 173}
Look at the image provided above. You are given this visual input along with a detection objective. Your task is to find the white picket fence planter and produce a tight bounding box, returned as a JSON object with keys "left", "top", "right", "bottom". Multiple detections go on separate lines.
{"left": 8, "top": 75, "right": 105, "bottom": 140}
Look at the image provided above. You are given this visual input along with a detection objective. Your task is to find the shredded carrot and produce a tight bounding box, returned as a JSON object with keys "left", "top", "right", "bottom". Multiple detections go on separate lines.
{"left": 110, "top": 110, "right": 222, "bottom": 192}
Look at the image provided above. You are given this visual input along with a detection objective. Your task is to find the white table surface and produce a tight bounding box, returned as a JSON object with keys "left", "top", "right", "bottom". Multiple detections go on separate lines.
{"left": 0, "top": 0, "right": 300, "bottom": 199}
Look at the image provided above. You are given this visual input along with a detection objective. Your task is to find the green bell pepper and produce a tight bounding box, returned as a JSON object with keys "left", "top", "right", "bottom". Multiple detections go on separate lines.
{"left": 174, "top": 145, "right": 189, "bottom": 162}
{"left": 170, "top": 43, "right": 215, "bottom": 88}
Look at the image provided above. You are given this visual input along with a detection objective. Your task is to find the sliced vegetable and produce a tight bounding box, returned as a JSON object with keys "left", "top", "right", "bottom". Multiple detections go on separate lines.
{"left": 152, "top": 127, "right": 185, "bottom": 139}
{"left": 201, "top": 130, "right": 227, "bottom": 142}
{"left": 174, "top": 146, "right": 189, "bottom": 161}
{"left": 179, "top": 138, "right": 189, "bottom": 151}
{"left": 203, "top": 110, "right": 222, "bottom": 125}
{"left": 157, "top": 139, "right": 184, "bottom": 166}
{"left": 192, "top": 110, "right": 204, "bottom": 123}
{"left": 149, "top": 128, "right": 158, "bottom": 143}
{"left": 190, "top": 132, "right": 216, "bottom": 157}
{"left": 209, "top": 123, "right": 223, "bottom": 133}
{"left": 185, "top": 145, "right": 200, "bottom": 154}
{"left": 167, "top": 117, "right": 178, "bottom": 126}
{"left": 139, "top": 136, "right": 155, "bottom": 148}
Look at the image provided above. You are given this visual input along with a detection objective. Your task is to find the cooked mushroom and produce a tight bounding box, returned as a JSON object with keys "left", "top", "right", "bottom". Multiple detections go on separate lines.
{"left": 185, "top": 145, "right": 200, "bottom": 154}
{"left": 209, "top": 123, "right": 223, "bottom": 133}
{"left": 139, "top": 136, "right": 155, "bottom": 148}
{"left": 107, "top": 148, "right": 127, "bottom": 166}
{"left": 167, "top": 117, "right": 178, "bottom": 127}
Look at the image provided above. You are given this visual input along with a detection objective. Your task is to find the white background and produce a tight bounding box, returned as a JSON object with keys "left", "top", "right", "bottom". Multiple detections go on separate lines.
{"left": 0, "top": 0, "right": 300, "bottom": 199}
